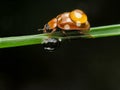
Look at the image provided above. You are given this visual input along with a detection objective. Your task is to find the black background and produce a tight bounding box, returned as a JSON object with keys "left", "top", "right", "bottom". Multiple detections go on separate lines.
{"left": 0, "top": 0, "right": 120, "bottom": 90}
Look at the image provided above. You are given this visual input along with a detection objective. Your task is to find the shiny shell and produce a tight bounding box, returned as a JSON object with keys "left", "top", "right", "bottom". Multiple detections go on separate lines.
{"left": 69, "top": 9, "right": 87, "bottom": 24}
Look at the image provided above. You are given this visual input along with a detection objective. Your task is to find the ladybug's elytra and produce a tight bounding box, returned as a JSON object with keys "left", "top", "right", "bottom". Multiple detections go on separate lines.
{"left": 43, "top": 9, "right": 90, "bottom": 34}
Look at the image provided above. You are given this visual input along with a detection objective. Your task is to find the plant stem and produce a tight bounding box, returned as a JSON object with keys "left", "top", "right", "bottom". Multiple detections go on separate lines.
{"left": 0, "top": 34, "right": 49, "bottom": 48}
{"left": 88, "top": 24, "right": 120, "bottom": 38}
{"left": 0, "top": 24, "right": 120, "bottom": 48}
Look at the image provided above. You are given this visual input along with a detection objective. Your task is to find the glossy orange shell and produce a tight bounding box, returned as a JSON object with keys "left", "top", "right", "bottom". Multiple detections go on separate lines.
{"left": 47, "top": 9, "right": 90, "bottom": 31}
{"left": 70, "top": 9, "right": 88, "bottom": 24}
{"left": 48, "top": 18, "right": 57, "bottom": 29}
{"left": 57, "top": 12, "right": 90, "bottom": 30}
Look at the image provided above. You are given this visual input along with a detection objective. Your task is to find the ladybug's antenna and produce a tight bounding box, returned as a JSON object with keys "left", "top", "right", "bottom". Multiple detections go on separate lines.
{"left": 37, "top": 28, "right": 44, "bottom": 31}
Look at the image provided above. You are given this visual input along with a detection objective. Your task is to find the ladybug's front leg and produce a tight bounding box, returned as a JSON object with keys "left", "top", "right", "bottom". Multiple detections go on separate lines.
{"left": 61, "top": 30, "right": 67, "bottom": 36}
{"left": 43, "top": 24, "right": 47, "bottom": 33}
{"left": 48, "top": 28, "right": 57, "bottom": 38}
{"left": 48, "top": 28, "right": 56, "bottom": 38}
{"left": 50, "top": 28, "right": 57, "bottom": 34}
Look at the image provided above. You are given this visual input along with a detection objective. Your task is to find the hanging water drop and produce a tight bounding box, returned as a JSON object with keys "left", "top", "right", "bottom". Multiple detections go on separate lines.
{"left": 43, "top": 38, "right": 61, "bottom": 51}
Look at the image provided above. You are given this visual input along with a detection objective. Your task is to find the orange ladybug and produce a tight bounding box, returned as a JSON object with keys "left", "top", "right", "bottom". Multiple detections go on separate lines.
{"left": 43, "top": 9, "right": 90, "bottom": 34}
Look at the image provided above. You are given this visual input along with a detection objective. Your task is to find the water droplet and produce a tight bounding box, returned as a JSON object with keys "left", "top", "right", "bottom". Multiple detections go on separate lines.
{"left": 43, "top": 38, "right": 61, "bottom": 52}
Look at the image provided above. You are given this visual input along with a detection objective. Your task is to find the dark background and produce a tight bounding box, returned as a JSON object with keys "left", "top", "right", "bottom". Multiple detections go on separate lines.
{"left": 0, "top": 0, "right": 120, "bottom": 90}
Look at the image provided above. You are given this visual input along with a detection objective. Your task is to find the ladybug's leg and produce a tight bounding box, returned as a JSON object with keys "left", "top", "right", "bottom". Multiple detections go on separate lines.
{"left": 79, "top": 30, "right": 93, "bottom": 38}
{"left": 78, "top": 22, "right": 93, "bottom": 38}
{"left": 50, "top": 28, "right": 56, "bottom": 34}
{"left": 43, "top": 28, "right": 47, "bottom": 33}
{"left": 43, "top": 25, "right": 47, "bottom": 33}
{"left": 61, "top": 30, "right": 67, "bottom": 36}
{"left": 47, "top": 28, "right": 57, "bottom": 38}
{"left": 61, "top": 30, "right": 71, "bottom": 42}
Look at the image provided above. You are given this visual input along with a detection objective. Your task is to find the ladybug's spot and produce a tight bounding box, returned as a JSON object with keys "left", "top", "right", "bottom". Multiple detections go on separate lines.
{"left": 85, "top": 21, "right": 89, "bottom": 25}
{"left": 64, "top": 13, "right": 69, "bottom": 17}
{"left": 74, "top": 12, "right": 82, "bottom": 18}
{"left": 64, "top": 24, "right": 70, "bottom": 30}
{"left": 76, "top": 21, "right": 81, "bottom": 27}
{"left": 66, "top": 18, "right": 72, "bottom": 22}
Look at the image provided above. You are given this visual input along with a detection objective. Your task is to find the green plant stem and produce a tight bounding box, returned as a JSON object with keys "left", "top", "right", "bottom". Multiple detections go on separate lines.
{"left": 0, "top": 34, "right": 49, "bottom": 48}
{"left": 89, "top": 24, "right": 120, "bottom": 38}
{"left": 0, "top": 24, "right": 120, "bottom": 48}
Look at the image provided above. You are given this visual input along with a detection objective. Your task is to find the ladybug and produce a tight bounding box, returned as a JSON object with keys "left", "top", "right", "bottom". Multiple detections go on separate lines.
{"left": 43, "top": 9, "right": 90, "bottom": 35}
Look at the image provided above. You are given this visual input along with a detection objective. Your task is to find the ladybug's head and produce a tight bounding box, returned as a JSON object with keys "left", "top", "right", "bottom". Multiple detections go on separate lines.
{"left": 44, "top": 18, "right": 57, "bottom": 32}
{"left": 44, "top": 23, "right": 50, "bottom": 31}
